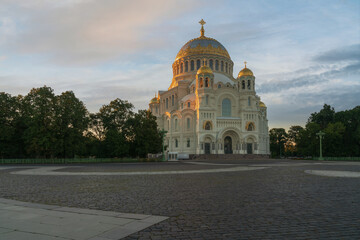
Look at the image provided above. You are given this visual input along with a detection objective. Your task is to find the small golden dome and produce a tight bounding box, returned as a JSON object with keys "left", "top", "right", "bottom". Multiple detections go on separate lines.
{"left": 150, "top": 93, "right": 160, "bottom": 104}
{"left": 238, "top": 67, "right": 253, "bottom": 78}
{"left": 197, "top": 65, "right": 213, "bottom": 75}
{"left": 259, "top": 101, "right": 266, "bottom": 108}
{"left": 238, "top": 61, "right": 254, "bottom": 78}
{"left": 150, "top": 97, "right": 159, "bottom": 104}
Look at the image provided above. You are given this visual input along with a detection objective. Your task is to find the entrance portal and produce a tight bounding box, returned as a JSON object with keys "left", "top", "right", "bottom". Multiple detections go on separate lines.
{"left": 204, "top": 143, "right": 211, "bottom": 154}
{"left": 247, "top": 143, "right": 253, "bottom": 154}
{"left": 224, "top": 136, "right": 233, "bottom": 154}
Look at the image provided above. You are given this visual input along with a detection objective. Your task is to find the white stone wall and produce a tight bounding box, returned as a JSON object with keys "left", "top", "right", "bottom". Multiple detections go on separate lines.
{"left": 150, "top": 68, "right": 269, "bottom": 155}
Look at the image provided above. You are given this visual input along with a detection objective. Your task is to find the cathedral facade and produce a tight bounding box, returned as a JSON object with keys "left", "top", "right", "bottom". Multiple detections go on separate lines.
{"left": 149, "top": 20, "right": 270, "bottom": 155}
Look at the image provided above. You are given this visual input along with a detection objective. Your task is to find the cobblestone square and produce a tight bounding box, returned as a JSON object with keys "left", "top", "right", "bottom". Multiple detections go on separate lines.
{"left": 0, "top": 159, "right": 359, "bottom": 239}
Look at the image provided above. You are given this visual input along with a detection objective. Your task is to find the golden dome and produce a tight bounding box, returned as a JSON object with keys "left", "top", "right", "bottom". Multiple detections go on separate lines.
{"left": 149, "top": 93, "right": 160, "bottom": 104}
{"left": 238, "top": 61, "right": 254, "bottom": 78}
{"left": 238, "top": 67, "right": 253, "bottom": 77}
{"left": 175, "top": 20, "right": 230, "bottom": 60}
{"left": 176, "top": 37, "right": 231, "bottom": 60}
{"left": 259, "top": 101, "right": 266, "bottom": 108}
{"left": 197, "top": 65, "right": 213, "bottom": 75}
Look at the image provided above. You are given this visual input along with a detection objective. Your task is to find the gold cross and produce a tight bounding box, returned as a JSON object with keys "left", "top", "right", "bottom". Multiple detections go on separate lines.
{"left": 244, "top": 61, "right": 247, "bottom": 68}
{"left": 199, "top": 19, "right": 206, "bottom": 26}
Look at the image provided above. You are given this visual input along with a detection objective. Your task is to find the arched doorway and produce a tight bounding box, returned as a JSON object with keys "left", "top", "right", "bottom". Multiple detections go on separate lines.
{"left": 247, "top": 143, "right": 253, "bottom": 154}
{"left": 246, "top": 136, "right": 255, "bottom": 154}
{"left": 204, "top": 136, "right": 212, "bottom": 154}
{"left": 224, "top": 136, "right": 232, "bottom": 154}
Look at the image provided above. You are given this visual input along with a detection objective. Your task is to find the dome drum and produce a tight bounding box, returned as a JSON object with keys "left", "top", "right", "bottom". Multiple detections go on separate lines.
{"left": 172, "top": 56, "right": 234, "bottom": 79}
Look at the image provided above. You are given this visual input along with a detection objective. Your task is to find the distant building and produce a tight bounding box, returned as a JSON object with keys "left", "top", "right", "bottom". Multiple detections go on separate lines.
{"left": 149, "top": 20, "right": 269, "bottom": 155}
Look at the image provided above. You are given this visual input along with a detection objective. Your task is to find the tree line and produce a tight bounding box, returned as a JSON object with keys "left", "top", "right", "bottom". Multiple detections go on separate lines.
{"left": 270, "top": 104, "right": 360, "bottom": 158}
{"left": 0, "top": 86, "right": 162, "bottom": 159}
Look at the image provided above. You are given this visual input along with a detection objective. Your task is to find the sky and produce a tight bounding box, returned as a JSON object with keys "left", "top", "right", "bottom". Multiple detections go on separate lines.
{"left": 0, "top": 0, "right": 359, "bottom": 129}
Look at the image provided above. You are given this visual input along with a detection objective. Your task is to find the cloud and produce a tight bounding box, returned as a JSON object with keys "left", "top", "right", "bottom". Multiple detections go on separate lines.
{"left": 2, "top": 0, "right": 196, "bottom": 65}
{"left": 313, "top": 44, "right": 360, "bottom": 62}
{"left": 258, "top": 44, "right": 360, "bottom": 94}
{"left": 258, "top": 44, "right": 360, "bottom": 129}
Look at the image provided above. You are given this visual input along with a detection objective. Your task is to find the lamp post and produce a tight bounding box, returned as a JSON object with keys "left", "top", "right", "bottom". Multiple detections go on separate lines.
{"left": 160, "top": 129, "right": 168, "bottom": 161}
{"left": 316, "top": 131, "right": 325, "bottom": 160}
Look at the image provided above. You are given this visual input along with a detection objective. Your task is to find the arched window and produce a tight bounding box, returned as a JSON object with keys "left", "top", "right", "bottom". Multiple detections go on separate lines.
{"left": 200, "top": 78, "right": 203, "bottom": 88}
{"left": 191, "top": 60, "right": 194, "bottom": 71}
{"left": 209, "top": 59, "right": 213, "bottom": 69}
{"left": 221, "top": 61, "right": 224, "bottom": 71}
{"left": 185, "top": 61, "right": 188, "bottom": 72}
{"left": 218, "top": 84, "right": 221, "bottom": 88}
{"left": 206, "top": 95, "right": 209, "bottom": 105}
{"left": 242, "top": 80, "right": 245, "bottom": 89}
{"left": 180, "top": 63, "right": 183, "bottom": 73}
{"left": 187, "top": 102, "right": 191, "bottom": 108}
{"left": 205, "top": 121, "right": 212, "bottom": 130}
{"left": 172, "top": 95, "right": 174, "bottom": 106}
{"left": 205, "top": 77, "right": 209, "bottom": 87}
{"left": 174, "top": 118, "right": 178, "bottom": 131}
{"left": 248, "top": 96, "right": 251, "bottom": 106}
{"left": 215, "top": 60, "right": 219, "bottom": 70}
{"left": 187, "top": 118, "right": 190, "bottom": 130}
{"left": 247, "top": 122, "right": 255, "bottom": 131}
{"left": 167, "top": 119, "right": 170, "bottom": 130}
{"left": 196, "top": 59, "right": 201, "bottom": 70}
{"left": 222, "top": 98, "right": 231, "bottom": 117}
{"left": 175, "top": 139, "right": 178, "bottom": 148}
{"left": 247, "top": 80, "right": 251, "bottom": 89}
{"left": 187, "top": 138, "right": 190, "bottom": 147}
{"left": 225, "top": 62, "right": 228, "bottom": 73}
{"left": 166, "top": 98, "right": 168, "bottom": 109}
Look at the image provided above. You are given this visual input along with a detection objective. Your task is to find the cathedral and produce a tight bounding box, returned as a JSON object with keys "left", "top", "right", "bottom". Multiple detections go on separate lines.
{"left": 149, "top": 20, "right": 270, "bottom": 155}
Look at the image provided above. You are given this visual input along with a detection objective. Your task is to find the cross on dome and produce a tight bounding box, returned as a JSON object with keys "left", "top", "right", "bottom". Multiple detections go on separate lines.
{"left": 199, "top": 19, "right": 206, "bottom": 37}
{"left": 244, "top": 61, "right": 247, "bottom": 68}
{"left": 203, "top": 58, "right": 207, "bottom": 66}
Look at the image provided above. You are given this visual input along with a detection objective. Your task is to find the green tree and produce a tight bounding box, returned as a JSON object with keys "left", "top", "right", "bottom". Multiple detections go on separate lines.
{"left": 323, "top": 122, "right": 345, "bottom": 157}
{"left": 22, "top": 86, "right": 59, "bottom": 158}
{"left": 334, "top": 106, "right": 360, "bottom": 156}
{"left": 128, "top": 110, "right": 162, "bottom": 158}
{"left": 98, "top": 99, "right": 134, "bottom": 157}
{"left": 286, "top": 125, "right": 304, "bottom": 156}
{"left": 84, "top": 113, "right": 106, "bottom": 157}
{"left": 56, "top": 91, "right": 89, "bottom": 158}
{"left": 297, "top": 122, "right": 321, "bottom": 156}
{"left": 0, "top": 92, "right": 22, "bottom": 158}
{"left": 269, "top": 128, "right": 287, "bottom": 158}
{"left": 308, "top": 104, "right": 335, "bottom": 128}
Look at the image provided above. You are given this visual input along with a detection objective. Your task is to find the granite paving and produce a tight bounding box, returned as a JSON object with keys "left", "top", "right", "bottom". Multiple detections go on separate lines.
{"left": 0, "top": 198, "right": 167, "bottom": 240}
{"left": 0, "top": 159, "right": 359, "bottom": 239}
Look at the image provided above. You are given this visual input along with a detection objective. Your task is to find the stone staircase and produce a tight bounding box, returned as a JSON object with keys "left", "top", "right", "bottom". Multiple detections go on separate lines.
{"left": 190, "top": 154, "right": 270, "bottom": 160}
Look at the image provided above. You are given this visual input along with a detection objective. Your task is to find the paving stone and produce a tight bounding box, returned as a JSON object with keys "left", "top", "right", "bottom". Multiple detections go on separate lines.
{"left": 0, "top": 198, "right": 168, "bottom": 240}
{"left": 0, "top": 231, "right": 68, "bottom": 240}
{"left": 0, "top": 159, "right": 359, "bottom": 239}
{"left": 0, "top": 227, "right": 13, "bottom": 234}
